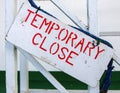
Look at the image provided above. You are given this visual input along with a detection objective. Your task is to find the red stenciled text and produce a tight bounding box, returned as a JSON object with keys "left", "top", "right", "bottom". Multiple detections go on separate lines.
{"left": 24, "top": 9, "right": 105, "bottom": 66}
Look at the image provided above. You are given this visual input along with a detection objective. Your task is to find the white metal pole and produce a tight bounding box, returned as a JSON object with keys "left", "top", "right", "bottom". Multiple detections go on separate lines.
{"left": 18, "top": 48, "right": 69, "bottom": 93}
{"left": 0, "top": 0, "right": 5, "bottom": 70}
{"left": 87, "top": 0, "right": 99, "bottom": 93}
{"left": 20, "top": 52, "right": 29, "bottom": 93}
{"left": 16, "top": 0, "right": 29, "bottom": 93}
{"left": 87, "top": 0, "right": 98, "bottom": 35}
{"left": 5, "top": 0, "right": 18, "bottom": 93}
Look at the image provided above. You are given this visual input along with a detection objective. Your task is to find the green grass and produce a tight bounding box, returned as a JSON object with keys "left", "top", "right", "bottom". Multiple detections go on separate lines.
{"left": 0, "top": 71, "right": 6, "bottom": 93}
{"left": 0, "top": 71, "right": 120, "bottom": 93}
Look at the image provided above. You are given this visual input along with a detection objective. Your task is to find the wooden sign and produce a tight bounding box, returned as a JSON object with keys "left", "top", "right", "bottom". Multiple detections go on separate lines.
{"left": 6, "top": 3, "right": 114, "bottom": 87}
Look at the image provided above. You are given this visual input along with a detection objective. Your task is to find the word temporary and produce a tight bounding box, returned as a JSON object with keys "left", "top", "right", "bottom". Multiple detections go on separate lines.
{"left": 6, "top": 3, "right": 114, "bottom": 87}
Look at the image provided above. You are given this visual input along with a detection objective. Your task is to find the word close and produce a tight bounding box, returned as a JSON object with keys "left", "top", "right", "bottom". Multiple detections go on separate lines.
{"left": 23, "top": 9, "right": 105, "bottom": 66}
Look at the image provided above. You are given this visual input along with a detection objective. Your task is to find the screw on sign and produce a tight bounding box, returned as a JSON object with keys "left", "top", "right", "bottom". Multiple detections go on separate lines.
{"left": 6, "top": 3, "right": 114, "bottom": 87}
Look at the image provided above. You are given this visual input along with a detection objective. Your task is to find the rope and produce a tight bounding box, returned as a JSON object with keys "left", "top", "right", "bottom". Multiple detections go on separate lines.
{"left": 28, "top": 0, "right": 57, "bottom": 18}
{"left": 28, "top": 1, "right": 114, "bottom": 93}
{"left": 100, "top": 59, "right": 114, "bottom": 93}
{"left": 28, "top": 0, "right": 39, "bottom": 9}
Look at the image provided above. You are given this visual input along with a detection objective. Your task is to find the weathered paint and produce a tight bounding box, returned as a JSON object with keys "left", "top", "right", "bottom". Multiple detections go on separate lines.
{"left": 6, "top": 3, "right": 114, "bottom": 87}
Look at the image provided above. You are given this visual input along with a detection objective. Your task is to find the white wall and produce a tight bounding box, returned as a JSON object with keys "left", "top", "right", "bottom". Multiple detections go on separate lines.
{"left": 0, "top": 0, "right": 120, "bottom": 71}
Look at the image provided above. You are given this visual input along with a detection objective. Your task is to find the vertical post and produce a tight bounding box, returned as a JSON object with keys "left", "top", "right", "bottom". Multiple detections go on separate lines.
{"left": 5, "top": 0, "right": 18, "bottom": 93}
{"left": 87, "top": 0, "right": 98, "bottom": 35}
{"left": 87, "top": 0, "right": 99, "bottom": 93}
{"left": 16, "top": 0, "right": 29, "bottom": 93}
{"left": 0, "top": 0, "right": 5, "bottom": 70}
{"left": 20, "top": 52, "right": 29, "bottom": 93}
